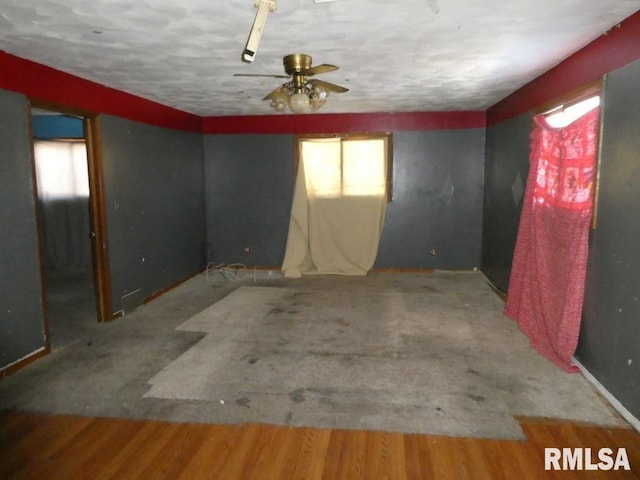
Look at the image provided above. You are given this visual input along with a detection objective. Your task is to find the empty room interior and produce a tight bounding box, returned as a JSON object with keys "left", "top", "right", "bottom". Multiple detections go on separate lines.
{"left": 1, "top": 1, "right": 640, "bottom": 478}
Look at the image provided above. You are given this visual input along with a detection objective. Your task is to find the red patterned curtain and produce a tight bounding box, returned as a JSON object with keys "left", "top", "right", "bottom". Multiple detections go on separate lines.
{"left": 505, "top": 108, "right": 600, "bottom": 372}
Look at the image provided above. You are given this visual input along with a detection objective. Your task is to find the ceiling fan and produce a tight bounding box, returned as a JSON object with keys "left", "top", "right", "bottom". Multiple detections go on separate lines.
{"left": 234, "top": 53, "right": 349, "bottom": 114}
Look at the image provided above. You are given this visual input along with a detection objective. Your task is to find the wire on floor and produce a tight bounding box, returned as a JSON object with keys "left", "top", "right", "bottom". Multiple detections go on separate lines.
{"left": 204, "top": 262, "right": 257, "bottom": 283}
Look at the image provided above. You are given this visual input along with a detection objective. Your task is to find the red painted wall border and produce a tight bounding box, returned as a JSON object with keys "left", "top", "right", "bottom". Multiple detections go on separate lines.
{"left": 488, "top": 9, "right": 640, "bottom": 125}
{"left": 201, "top": 111, "right": 486, "bottom": 134}
{"left": 0, "top": 50, "right": 202, "bottom": 132}
{"left": 1, "top": 47, "right": 484, "bottom": 134}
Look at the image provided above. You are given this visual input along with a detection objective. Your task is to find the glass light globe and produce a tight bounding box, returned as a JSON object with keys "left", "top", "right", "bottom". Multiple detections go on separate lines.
{"left": 269, "top": 86, "right": 289, "bottom": 113}
{"left": 309, "top": 85, "right": 328, "bottom": 111}
{"left": 288, "top": 92, "right": 310, "bottom": 113}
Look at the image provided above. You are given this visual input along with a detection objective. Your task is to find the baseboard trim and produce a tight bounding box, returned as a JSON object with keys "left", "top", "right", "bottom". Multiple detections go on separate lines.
{"left": 573, "top": 357, "right": 640, "bottom": 433}
{"left": 485, "top": 279, "right": 507, "bottom": 303}
{"left": 0, "top": 347, "right": 49, "bottom": 379}
{"left": 143, "top": 270, "right": 202, "bottom": 305}
{"left": 203, "top": 266, "right": 478, "bottom": 275}
{"left": 109, "top": 271, "right": 203, "bottom": 319}
{"left": 371, "top": 267, "right": 435, "bottom": 274}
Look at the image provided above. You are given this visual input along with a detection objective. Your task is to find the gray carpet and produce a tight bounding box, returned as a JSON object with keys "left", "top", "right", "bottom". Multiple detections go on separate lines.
{"left": 142, "top": 273, "right": 622, "bottom": 439}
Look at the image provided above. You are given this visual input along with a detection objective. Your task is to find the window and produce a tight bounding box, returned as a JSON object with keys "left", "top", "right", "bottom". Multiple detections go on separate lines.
{"left": 34, "top": 139, "right": 89, "bottom": 200}
{"left": 296, "top": 133, "right": 393, "bottom": 201}
{"left": 544, "top": 95, "right": 600, "bottom": 128}
{"left": 537, "top": 82, "right": 602, "bottom": 227}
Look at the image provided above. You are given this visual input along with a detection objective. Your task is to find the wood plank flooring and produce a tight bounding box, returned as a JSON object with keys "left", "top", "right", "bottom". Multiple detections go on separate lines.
{"left": 1, "top": 410, "right": 639, "bottom": 479}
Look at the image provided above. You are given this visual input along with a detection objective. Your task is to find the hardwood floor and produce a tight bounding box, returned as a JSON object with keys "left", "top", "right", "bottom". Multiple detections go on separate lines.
{"left": 1, "top": 411, "right": 639, "bottom": 479}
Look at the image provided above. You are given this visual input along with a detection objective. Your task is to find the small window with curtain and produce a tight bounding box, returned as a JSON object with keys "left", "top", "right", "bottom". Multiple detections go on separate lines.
{"left": 284, "top": 132, "right": 392, "bottom": 277}
{"left": 537, "top": 82, "right": 602, "bottom": 227}
{"left": 34, "top": 139, "right": 89, "bottom": 200}
{"left": 504, "top": 82, "right": 602, "bottom": 371}
{"left": 544, "top": 95, "right": 600, "bottom": 129}
{"left": 296, "top": 133, "right": 393, "bottom": 202}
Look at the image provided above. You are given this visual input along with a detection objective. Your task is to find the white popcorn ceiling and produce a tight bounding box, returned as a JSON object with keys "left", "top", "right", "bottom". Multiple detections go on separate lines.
{"left": 0, "top": 0, "right": 639, "bottom": 116}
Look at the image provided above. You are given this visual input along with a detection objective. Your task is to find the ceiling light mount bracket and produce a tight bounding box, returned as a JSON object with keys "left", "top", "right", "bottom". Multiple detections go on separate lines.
{"left": 242, "top": 0, "right": 277, "bottom": 63}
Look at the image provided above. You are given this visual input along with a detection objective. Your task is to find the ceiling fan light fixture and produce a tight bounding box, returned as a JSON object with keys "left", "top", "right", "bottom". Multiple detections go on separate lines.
{"left": 288, "top": 91, "right": 311, "bottom": 113}
{"left": 309, "top": 84, "right": 328, "bottom": 110}
{"left": 268, "top": 83, "right": 329, "bottom": 114}
{"left": 237, "top": 53, "right": 347, "bottom": 114}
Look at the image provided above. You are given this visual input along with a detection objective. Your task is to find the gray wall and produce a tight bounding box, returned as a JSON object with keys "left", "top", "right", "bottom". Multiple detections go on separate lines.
{"left": 481, "top": 113, "right": 532, "bottom": 291}
{"left": 203, "top": 129, "right": 485, "bottom": 269}
{"left": 0, "top": 103, "right": 208, "bottom": 368}
{"left": 0, "top": 90, "right": 46, "bottom": 368}
{"left": 100, "top": 115, "right": 206, "bottom": 313}
{"left": 203, "top": 134, "right": 295, "bottom": 266}
{"left": 482, "top": 60, "right": 640, "bottom": 419}
{"left": 576, "top": 60, "right": 640, "bottom": 419}
{"left": 376, "top": 129, "right": 485, "bottom": 269}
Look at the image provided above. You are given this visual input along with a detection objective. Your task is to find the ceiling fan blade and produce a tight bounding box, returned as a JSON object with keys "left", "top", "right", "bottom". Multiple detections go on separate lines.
{"left": 234, "top": 73, "right": 290, "bottom": 79}
{"left": 305, "top": 64, "right": 339, "bottom": 76}
{"left": 310, "top": 79, "right": 349, "bottom": 93}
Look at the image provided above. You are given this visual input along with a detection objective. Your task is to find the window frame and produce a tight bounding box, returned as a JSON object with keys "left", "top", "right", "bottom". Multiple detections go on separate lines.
{"left": 294, "top": 132, "right": 394, "bottom": 202}
{"left": 534, "top": 80, "right": 603, "bottom": 229}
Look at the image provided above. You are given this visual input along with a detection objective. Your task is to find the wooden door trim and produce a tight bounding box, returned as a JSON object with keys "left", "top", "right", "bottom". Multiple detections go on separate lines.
{"left": 84, "top": 116, "right": 113, "bottom": 322}
{"left": 29, "top": 100, "right": 113, "bottom": 322}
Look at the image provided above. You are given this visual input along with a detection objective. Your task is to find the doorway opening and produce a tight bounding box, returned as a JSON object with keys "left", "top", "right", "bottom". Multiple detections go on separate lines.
{"left": 30, "top": 104, "right": 112, "bottom": 351}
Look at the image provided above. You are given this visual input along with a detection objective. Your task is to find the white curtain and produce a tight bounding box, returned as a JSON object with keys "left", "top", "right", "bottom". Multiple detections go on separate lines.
{"left": 34, "top": 140, "right": 92, "bottom": 268}
{"left": 282, "top": 138, "right": 387, "bottom": 278}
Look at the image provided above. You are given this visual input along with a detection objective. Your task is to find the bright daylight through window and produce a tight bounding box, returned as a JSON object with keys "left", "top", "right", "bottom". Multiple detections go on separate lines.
{"left": 34, "top": 140, "right": 89, "bottom": 200}
{"left": 544, "top": 95, "right": 600, "bottom": 128}
{"left": 299, "top": 135, "right": 390, "bottom": 199}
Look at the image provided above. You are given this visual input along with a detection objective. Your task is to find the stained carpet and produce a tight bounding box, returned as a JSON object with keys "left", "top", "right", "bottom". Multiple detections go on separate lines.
{"left": 143, "top": 273, "right": 621, "bottom": 439}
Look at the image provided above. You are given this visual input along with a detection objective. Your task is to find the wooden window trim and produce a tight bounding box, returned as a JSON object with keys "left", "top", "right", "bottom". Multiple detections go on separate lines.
{"left": 535, "top": 79, "right": 603, "bottom": 116}
{"left": 294, "top": 132, "right": 394, "bottom": 202}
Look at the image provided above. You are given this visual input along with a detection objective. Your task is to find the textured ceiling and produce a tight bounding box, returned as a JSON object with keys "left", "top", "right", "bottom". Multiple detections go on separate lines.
{"left": 1, "top": 0, "right": 639, "bottom": 116}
